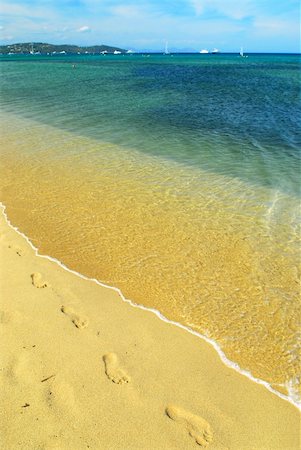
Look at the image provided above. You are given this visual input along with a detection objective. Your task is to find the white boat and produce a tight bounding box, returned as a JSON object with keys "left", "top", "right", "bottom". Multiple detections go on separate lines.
{"left": 200, "top": 49, "right": 209, "bottom": 54}
{"left": 113, "top": 50, "right": 121, "bottom": 55}
{"left": 211, "top": 48, "right": 220, "bottom": 54}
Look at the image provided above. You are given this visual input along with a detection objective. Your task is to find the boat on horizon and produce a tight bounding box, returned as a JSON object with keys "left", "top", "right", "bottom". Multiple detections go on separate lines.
{"left": 164, "top": 41, "right": 170, "bottom": 55}
{"left": 211, "top": 48, "right": 220, "bottom": 54}
{"left": 239, "top": 46, "right": 248, "bottom": 58}
{"left": 200, "top": 49, "right": 209, "bottom": 54}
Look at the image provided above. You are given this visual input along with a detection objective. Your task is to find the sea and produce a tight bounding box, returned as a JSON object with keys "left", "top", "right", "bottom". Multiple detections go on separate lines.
{"left": 0, "top": 52, "right": 300, "bottom": 407}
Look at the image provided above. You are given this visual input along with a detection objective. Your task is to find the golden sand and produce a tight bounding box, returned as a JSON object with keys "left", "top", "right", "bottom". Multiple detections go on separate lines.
{"left": 1, "top": 113, "right": 300, "bottom": 402}
{"left": 0, "top": 206, "right": 300, "bottom": 449}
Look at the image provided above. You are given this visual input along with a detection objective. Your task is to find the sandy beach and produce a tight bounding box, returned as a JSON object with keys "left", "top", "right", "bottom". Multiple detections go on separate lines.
{"left": 0, "top": 205, "right": 300, "bottom": 450}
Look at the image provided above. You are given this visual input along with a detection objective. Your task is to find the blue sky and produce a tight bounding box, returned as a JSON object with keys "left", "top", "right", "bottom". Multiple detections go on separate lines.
{"left": 0, "top": 0, "right": 300, "bottom": 52}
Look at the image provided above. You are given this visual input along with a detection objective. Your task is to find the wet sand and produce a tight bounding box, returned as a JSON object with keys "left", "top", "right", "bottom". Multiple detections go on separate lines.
{"left": 0, "top": 206, "right": 300, "bottom": 450}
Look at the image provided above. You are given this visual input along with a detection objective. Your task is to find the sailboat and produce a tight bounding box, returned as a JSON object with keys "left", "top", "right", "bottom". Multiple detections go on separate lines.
{"left": 239, "top": 46, "right": 248, "bottom": 58}
{"left": 164, "top": 41, "right": 170, "bottom": 55}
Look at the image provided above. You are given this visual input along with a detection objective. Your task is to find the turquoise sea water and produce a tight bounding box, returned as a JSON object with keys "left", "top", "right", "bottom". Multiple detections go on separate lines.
{"left": 1, "top": 53, "right": 300, "bottom": 194}
{"left": 1, "top": 53, "right": 300, "bottom": 406}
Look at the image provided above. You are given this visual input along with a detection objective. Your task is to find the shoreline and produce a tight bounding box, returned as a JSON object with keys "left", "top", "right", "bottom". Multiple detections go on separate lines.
{"left": 1, "top": 111, "right": 300, "bottom": 400}
{"left": 1, "top": 202, "right": 300, "bottom": 449}
{"left": 1, "top": 201, "right": 300, "bottom": 412}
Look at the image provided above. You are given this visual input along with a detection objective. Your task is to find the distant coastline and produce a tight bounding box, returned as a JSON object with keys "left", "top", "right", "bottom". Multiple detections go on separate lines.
{"left": 0, "top": 42, "right": 127, "bottom": 55}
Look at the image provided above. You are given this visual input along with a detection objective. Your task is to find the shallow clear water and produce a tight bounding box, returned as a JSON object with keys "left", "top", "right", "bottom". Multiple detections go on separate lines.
{"left": 0, "top": 53, "right": 300, "bottom": 404}
{"left": 1, "top": 53, "right": 300, "bottom": 193}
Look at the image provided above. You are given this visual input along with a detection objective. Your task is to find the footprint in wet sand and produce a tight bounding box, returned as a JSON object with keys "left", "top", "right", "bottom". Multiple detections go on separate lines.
{"left": 31, "top": 272, "right": 48, "bottom": 289}
{"left": 166, "top": 405, "right": 213, "bottom": 447}
{"left": 103, "top": 353, "right": 130, "bottom": 384}
{"left": 61, "top": 305, "right": 89, "bottom": 329}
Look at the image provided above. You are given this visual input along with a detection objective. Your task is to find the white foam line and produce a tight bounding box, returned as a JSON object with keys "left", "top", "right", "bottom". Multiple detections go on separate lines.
{"left": 1, "top": 201, "right": 300, "bottom": 411}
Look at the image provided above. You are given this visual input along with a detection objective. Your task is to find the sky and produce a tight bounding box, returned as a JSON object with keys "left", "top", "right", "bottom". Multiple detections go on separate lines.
{"left": 0, "top": 0, "right": 300, "bottom": 53}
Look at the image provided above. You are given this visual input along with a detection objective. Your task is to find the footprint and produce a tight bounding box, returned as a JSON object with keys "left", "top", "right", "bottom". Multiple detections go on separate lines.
{"left": 166, "top": 405, "right": 213, "bottom": 447}
{"left": 103, "top": 353, "right": 130, "bottom": 384}
{"left": 60, "top": 305, "right": 89, "bottom": 329}
{"left": 46, "top": 380, "right": 77, "bottom": 415}
{"left": 31, "top": 272, "right": 48, "bottom": 289}
{"left": 7, "top": 353, "right": 35, "bottom": 385}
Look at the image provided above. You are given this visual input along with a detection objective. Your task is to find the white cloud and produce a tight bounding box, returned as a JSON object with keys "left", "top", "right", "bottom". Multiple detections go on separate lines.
{"left": 0, "top": 1, "right": 57, "bottom": 20}
{"left": 1, "top": 35, "right": 14, "bottom": 40}
{"left": 110, "top": 5, "right": 141, "bottom": 16}
{"left": 188, "top": 0, "right": 255, "bottom": 20}
{"left": 252, "top": 16, "right": 300, "bottom": 37}
{"left": 77, "top": 25, "right": 91, "bottom": 33}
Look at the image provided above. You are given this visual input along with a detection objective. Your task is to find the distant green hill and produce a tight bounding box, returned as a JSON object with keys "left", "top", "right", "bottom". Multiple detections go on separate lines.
{"left": 0, "top": 42, "right": 127, "bottom": 55}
